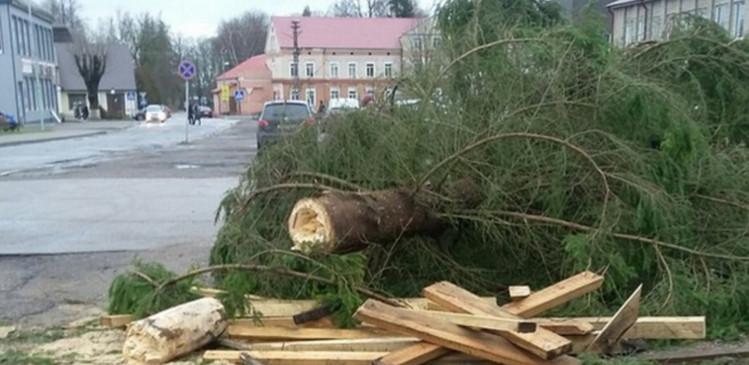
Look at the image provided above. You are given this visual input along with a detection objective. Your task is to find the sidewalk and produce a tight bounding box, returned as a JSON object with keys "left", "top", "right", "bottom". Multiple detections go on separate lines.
{"left": 0, "top": 120, "right": 138, "bottom": 147}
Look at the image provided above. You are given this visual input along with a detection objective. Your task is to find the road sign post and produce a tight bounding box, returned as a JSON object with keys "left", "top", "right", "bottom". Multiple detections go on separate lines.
{"left": 178, "top": 60, "right": 196, "bottom": 144}
{"left": 234, "top": 89, "right": 245, "bottom": 115}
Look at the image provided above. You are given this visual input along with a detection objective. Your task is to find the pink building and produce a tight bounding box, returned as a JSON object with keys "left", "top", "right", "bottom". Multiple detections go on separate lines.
{"left": 213, "top": 16, "right": 439, "bottom": 115}
{"left": 213, "top": 54, "right": 272, "bottom": 116}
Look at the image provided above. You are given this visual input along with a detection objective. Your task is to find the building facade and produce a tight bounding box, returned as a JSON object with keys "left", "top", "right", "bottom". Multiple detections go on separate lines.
{"left": 266, "top": 16, "right": 426, "bottom": 111}
{"left": 213, "top": 54, "right": 273, "bottom": 116}
{"left": 608, "top": 0, "right": 746, "bottom": 46}
{"left": 0, "top": 0, "right": 58, "bottom": 124}
{"left": 55, "top": 42, "right": 138, "bottom": 119}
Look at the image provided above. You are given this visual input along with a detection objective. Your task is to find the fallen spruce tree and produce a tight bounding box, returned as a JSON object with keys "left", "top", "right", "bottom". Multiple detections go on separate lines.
{"left": 111, "top": 0, "right": 749, "bottom": 337}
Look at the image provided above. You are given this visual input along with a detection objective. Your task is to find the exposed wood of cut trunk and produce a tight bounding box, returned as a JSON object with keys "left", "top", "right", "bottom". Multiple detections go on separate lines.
{"left": 288, "top": 189, "right": 443, "bottom": 254}
{"left": 122, "top": 298, "right": 227, "bottom": 365}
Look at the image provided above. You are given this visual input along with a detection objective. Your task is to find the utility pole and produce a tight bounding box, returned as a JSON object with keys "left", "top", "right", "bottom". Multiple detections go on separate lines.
{"left": 291, "top": 20, "right": 301, "bottom": 100}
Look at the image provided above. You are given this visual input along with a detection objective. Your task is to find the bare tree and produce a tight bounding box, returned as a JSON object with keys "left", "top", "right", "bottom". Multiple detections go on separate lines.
{"left": 330, "top": 0, "right": 388, "bottom": 17}
{"left": 72, "top": 36, "right": 107, "bottom": 118}
{"left": 41, "top": 0, "right": 83, "bottom": 29}
{"left": 213, "top": 11, "right": 268, "bottom": 67}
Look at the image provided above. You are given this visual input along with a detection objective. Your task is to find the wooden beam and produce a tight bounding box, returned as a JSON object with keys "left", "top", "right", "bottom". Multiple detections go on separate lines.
{"left": 636, "top": 346, "right": 749, "bottom": 364}
{"left": 501, "top": 271, "right": 604, "bottom": 317}
{"left": 532, "top": 319, "right": 595, "bottom": 335}
{"left": 509, "top": 286, "right": 532, "bottom": 301}
{"left": 375, "top": 342, "right": 452, "bottom": 365}
{"left": 226, "top": 337, "right": 421, "bottom": 352}
{"left": 539, "top": 316, "right": 705, "bottom": 340}
{"left": 422, "top": 281, "right": 572, "bottom": 360}
{"left": 355, "top": 299, "right": 580, "bottom": 365}
{"left": 418, "top": 311, "right": 536, "bottom": 333}
{"left": 228, "top": 317, "right": 336, "bottom": 329}
{"left": 587, "top": 285, "right": 642, "bottom": 353}
{"left": 204, "top": 350, "right": 386, "bottom": 364}
{"left": 226, "top": 326, "right": 393, "bottom": 341}
{"left": 99, "top": 314, "right": 134, "bottom": 328}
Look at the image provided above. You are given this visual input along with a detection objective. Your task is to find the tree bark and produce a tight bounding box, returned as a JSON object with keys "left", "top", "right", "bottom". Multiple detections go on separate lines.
{"left": 122, "top": 298, "right": 227, "bottom": 365}
{"left": 288, "top": 189, "right": 444, "bottom": 254}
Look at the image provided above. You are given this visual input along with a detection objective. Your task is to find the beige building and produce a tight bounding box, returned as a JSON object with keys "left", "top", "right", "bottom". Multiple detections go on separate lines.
{"left": 265, "top": 16, "right": 431, "bottom": 109}
{"left": 608, "top": 0, "right": 746, "bottom": 46}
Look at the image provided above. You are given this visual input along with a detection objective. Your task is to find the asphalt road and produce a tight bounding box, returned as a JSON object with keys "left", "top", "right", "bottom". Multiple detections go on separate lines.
{"left": 0, "top": 115, "right": 257, "bottom": 326}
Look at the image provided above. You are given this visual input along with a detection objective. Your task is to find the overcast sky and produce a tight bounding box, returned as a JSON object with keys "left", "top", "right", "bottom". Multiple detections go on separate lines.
{"left": 63, "top": 0, "right": 440, "bottom": 39}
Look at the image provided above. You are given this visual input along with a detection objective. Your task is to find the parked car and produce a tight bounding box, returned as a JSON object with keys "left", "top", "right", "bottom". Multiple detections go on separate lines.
{"left": 134, "top": 107, "right": 147, "bottom": 121}
{"left": 144, "top": 104, "right": 170, "bottom": 123}
{"left": 256, "top": 101, "right": 315, "bottom": 150}
{"left": 0, "top": 112, "right": 18, "bottom": 131}
{"left": 326, "top": 98, "right": 359, "bottom": 116}
{"left": 198, "top": 105, "right": 212, "bottom": 118}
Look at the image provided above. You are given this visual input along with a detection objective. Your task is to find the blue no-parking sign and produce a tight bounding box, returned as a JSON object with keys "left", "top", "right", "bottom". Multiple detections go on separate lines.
{"left": 178, "top": 60, "right": 196, "bottom": 81}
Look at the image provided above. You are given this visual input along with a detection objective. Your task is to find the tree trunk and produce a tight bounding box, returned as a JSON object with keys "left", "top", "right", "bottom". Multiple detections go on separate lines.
{"left": 288, "top": 189, "right": 444, "bottom": 254}
{"left": 122, "top": 298, "right": 227, "bottom": 365}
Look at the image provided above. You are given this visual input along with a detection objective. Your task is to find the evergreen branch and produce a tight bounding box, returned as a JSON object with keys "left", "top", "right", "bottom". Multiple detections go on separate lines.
{"left": 148, "top": 264, "right": 400, "bottom": 306}
{"left": 447, "top": 210, "right": 749, "bottom": 261}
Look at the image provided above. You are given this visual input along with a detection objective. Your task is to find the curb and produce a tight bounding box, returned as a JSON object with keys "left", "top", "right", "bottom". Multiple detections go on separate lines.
{"left": 0, "top": 130, "right": 108, "bottom": 148}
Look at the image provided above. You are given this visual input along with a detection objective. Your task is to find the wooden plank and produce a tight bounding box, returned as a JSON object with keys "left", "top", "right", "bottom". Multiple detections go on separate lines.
{"left": 99, "top": 314, "right": 134, "bottom": 328}
{"left": 226, "top": 325, "right": 393, "bottom": 341}
{"left": 355, "top": 299, "right": 580, "bottom": 365}
{"left": 422, "top": 281, "right": 572, "bottom": 360}
{"left": 227, "top": 337, "right": 421, "bottom": 352}
{"left": 532, "top": 319, "right": 594, "bottom": 335}
{"left": 587, "top": 285, "right": 642, "bottom": 353}
{"left": 540, "top": 316, "right": 705, "bottom": 340}
{"left": 228, "top": 317, "right": 336, "bottom": 329}
{"left": 375, "top": 342, "right": 451, "bottom": 365}
{"left": 204, "top": 350, "right": 386, "bottom": 364}
{"left": 501, "top": 271, "right": 604, "bottom": 317}
{"left": 418, "top": 311, "right": 536, "bottom": 333}
{"left": 637, "top": 346, "right": 749, "bottom": 364}
{"left": 509, "top": 286, "right": 532, "bottom": 301}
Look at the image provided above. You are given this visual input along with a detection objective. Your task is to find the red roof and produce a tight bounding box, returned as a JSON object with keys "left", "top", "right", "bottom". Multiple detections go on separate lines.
{"left": 217, "top": 54, "right": 269, "bottom": 80}
{"left": 271, "top": 16, "right": 424, "bottom": 50}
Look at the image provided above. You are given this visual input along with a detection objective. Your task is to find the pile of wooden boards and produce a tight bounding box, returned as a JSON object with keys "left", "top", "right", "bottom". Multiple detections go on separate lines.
{"left": 191, "top": 271, "right": 705, "bottom": 365}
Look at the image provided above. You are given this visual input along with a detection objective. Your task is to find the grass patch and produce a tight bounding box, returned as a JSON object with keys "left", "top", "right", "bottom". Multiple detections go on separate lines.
{"left": 5, "top": 328, "right": 65, "bottom": 344}
{"left": 0, "top": 351, "right": 54, "bottom": 365}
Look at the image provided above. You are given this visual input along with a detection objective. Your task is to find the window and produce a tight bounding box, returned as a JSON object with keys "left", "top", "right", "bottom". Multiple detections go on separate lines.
{"left": 384, "top": 63, "right": 393, "bottom": 78}
{"left": 14, "top": 17, "right": 21, "bottom": 55}
{"left": 624, "top": 18, "right": 636, "bottom": 45}
{"left": 35, "top": 25, "right": 41, "bottom": 58}
{"left": 330, "top": 62, "right": 339, "bottom": 78}
{"left": 636, "top": 15, "right": 645, "bottom": 41}
{"left": 306, "top": 88, "right": 316, "bottom": 106}
{"left": 714, "top": 3, "right": 729, "bottom": 31}
{"left": 289, "top": 62, "right": 298, "bottom": 77}
{"left": 30, "top": 78, "right": 37, "bottom": 111}
{"left": 651, "top": 15, "right": 663, "bottom": 40}
{"left": 366, "top": 87, "right": 374, "bottom": 96}
{"left": 348, "top": 62, "right": 357, "bottom": 79}
{"left": 733, "top": 2, "right": 745, "bottom": 37}
{"left": 305, "top": 62, "right": 314, "bottom": 77}
{"left": 412, "top": 37, "right": 422, "bottom": 50}
{"left": 24, "top": 78, "right": 32, "bottom": 111}
{"left": 366, "top": 63, "right": 375, "bottom": 78}
{"left": 347, "top": 87, "right": 357, "bottom": 100}
{"left": 17, "top": 82, "right": 25, "bottom": 114}
{"left": 24, "top": 20, "right": 30, "bottom": 56}
{"left": 330, "top": 88, "right": 340, "bottom": 99}
{"left": 432, "top": 37, "right": 442, "bottom": 48}
{"left": 290, "top": 89, "right": 300, "bottom": 100}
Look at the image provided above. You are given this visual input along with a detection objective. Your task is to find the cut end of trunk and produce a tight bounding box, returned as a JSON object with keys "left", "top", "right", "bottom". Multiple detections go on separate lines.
{"left": 289, "top": 198, "right": 335, "bottom": 254}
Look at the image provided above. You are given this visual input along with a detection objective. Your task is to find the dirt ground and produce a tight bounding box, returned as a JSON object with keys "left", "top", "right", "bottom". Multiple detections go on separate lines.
{"left": 0, "top": 319, "right": 231, "bottom": 365}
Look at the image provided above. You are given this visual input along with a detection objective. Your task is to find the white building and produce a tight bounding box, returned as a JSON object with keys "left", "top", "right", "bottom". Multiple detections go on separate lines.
{"left": 608, "top": 0, "right": 745, "bottom": 46}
